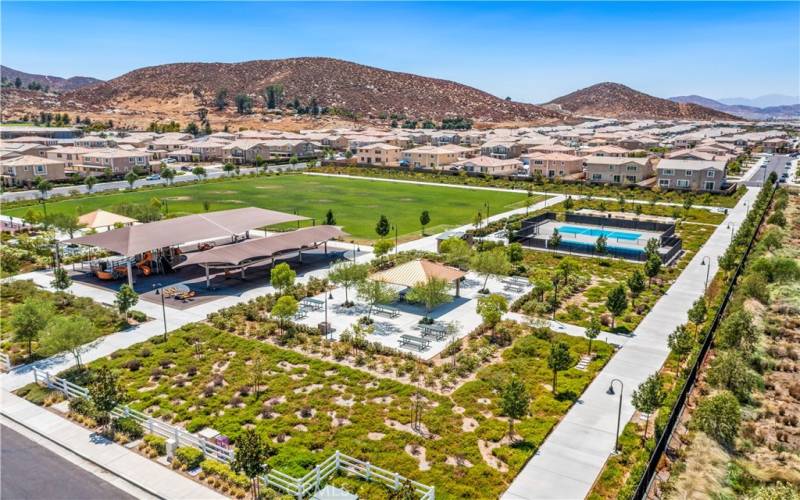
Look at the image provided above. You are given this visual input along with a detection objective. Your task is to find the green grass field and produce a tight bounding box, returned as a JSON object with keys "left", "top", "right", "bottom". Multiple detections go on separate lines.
{"left": 6, "top": 174, "right": 533, "bottom": 241}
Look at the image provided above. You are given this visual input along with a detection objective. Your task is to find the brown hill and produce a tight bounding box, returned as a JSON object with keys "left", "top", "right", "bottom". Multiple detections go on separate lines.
{"left": 547, "top": 82, "right": 740, "bottom": 121}
{"left": 1, "top": 65, "right": 102, "bottom": 92}
{"left": 40, "top": 57, "right": 562, "bottom": 126}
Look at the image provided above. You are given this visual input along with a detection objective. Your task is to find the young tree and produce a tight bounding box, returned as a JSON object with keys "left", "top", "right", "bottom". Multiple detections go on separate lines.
{"left": 631, "top": 373, "right": 665, "bottom": 441}
{"left": 51, "top": 266, "right": 72, "bottom": 292}
{"left": 557, "top": 257, "right": 577, "bottom": 286}
{"left": 49, "top": 212, "right": 85, "bottom": 239}
{"left": 161, "top": 167, "right": 175, "bottom": 185}
{"left": 115, "top": 284, "right": 139, "bottom": 320}
{"left": 667, "top": 325, "right": 694, "bottom": 359}
{"left": 626, "top": 269, "right": 646, "bottom": 307}
{"left": 372, "top": 238, "right": 394, "bottom": 257}
{"left": 254, "top": 154, "right": 266, "bottom": 175}
{"left": 357, "top": 280, "right": 397, "bottom": 322}
{"left": 223, "top": 162, "right": 235, "bottom": 176}
{"left": 40, "top": 316, "right": 96, "bottom": 368}
{"left": 271, "top": 295, "right": 298, "bottom": 334}
{"left": 548, "top": 228, "right": 562, "bottom": 252}
{"left": 84, "top": 175, "right": 97, "bottom": 193}
{"left": 605, "top": 284, "right": 628, "bottom": 329}
{"left": 563, "top": 195, "right": 574, "bottom": 212}
{"left": 595, "top": 234, "right": 608, "bottom": 255}
{"left": 644, "top": 253, "right": 662, "bottom": 286}
{"left": 644, "top": 238, "right": 660, "bottom": 259}
{"left": 687, "top": 297, "right": 707, "bottom": 338}
{"left": 324, "top": 209, "right": 336, "bottom": 225}
{"left": 470, "top": 248, "right": 511, "bottom": 293}
{"left": 717, "top": 309, "right": 758, "bottom": 351}
{"left": 89, "top": 366, "right": 127, "bottom": 434}
{"left": 11, "top": 298, "right": 54, "bottom": 357}
{"left": 585, "top": 315, "right": 601, "bottom": 356}
{"left": 501, "top": 378, "right": 529, "bottom": 439}
{"left": 289, "top": 155, "right": 298, "bottom": 167}
{"left": 214, "top": 88, "right": 228, "bottom": 110}
{"left": 419, "top": 210, "right": 431, "bottom": 236}
{"left": 231, "top": 428, "right": 275, "bottom": 499}
{"left": 124, "top": 171, "right": 138, "bottom": 189}
{"left": 476, "top": 293, "right": 508, "bottom": 329}
{"left": 439, "top": 237, "right": 472, "bottom": 269}
{"left": 375, "top": 215, "right": 390, "bottom": 238}
{"left": 191, "top": 166, "right": 207, "bottom": 180}
{"left": 707, "top": 351, "right": 759, "bottom": 402}
{"left": 547, "top": 341, "right": 573, "bottom": 394}
{"left": 36, "top": 178, "right": 52, "bottom": 218}
{"left": 406, "top": 277, "right": 452, "bottom": 319}
{"left": 694, "top": 391, "right": 740, "bottom": 448}
{"left": 328, "top": 262, "right": 369, "bottom": 306}
{"left": 507, "top": 242, "right": 524, "bottom": 264}
{"left": 270, "top": 263, "right": 296, "bottom": 296}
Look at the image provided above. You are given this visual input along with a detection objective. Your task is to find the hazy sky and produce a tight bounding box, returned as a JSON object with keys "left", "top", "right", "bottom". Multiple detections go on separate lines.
{"left": 2, "top": 1, "right": 798, "bottom": 103}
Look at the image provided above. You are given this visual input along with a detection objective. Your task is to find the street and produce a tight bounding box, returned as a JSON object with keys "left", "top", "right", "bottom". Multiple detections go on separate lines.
{"left": 0, "top": 424, "right": 136, "bottom": 500}
{"left": 742, "top": 154, "right": 791, "bottom": 187}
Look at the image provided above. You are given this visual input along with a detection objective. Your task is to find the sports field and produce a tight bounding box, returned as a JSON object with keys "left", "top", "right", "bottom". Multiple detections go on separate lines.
{"left": 7, "top": 174, "right": 534, "bottom": 241}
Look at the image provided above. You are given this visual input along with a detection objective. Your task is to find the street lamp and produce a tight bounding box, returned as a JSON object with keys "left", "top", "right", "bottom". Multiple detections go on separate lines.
{"left": 727, "top": 223, "right": 737, "bottom": 241}
{"left": 607, "top": 378, "right": 624, "bottom": 453}
{"left": 700, "top": 256, "right": 711, "bottom": 291}
{"left": 153, "top": 283, "right": 168, "bottom": 341}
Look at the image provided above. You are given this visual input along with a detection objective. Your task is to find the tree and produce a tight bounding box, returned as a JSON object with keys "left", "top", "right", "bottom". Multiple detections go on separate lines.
{"left": 501, "top": 378, "right": 529, "bottom": 438}
{"left": 84, "top": 175, "right": 97, "bottom": 193}
{"left": 263, "top": 84, "right": 283, "bottom": 110}
{"left": 547, "top": 341, "right": 573, "bottom": 394}
{"left": 717, "top": 309, "right": 758, "bottom": 351}
{"left": 115, "top": 284, "right": 139, "bottom": 320}
{"left": 375, "top": 215, "right": 390, "bottom": 238}
{"left": 223, "top": 162, "right": 235, "bottom": 176}
{"left": 667, "top": 325, "right": 694, "bottom": 359}
{"left": 631, "top": 373, "right": 665, "bottom": 440}
{"left": 476, "top": 293, "right": 508, "bottom": 329}
{"left": 184, "top": 121, "right": 200, "bottom": 135}
{"left": 595, "top": 234, "right": 608, "bottom": 255}
{"left": 40, "top": 316, "right": 95, "bottom": 368}
{"left": 235, "top": 93, "right": 253, "bottom": 114}
{"left": 191, "top": 166, "right": 207, "bottom": 180}
{"left": 14, "top": 76, "right": 22, "bottom": 88}
{"left": 585, "top": 315, "right": 601, "bottom": 356}
{"left": 231, "top": 428, "right": 275, "bottom": 499}
{"left": 357, "top": 280, "right": 397, "bottom": 321}
{"left": 406, "top": 277, "right": 452, "bottom": 319}
{"left": 270, "top": 263, "right": 296, "bottom": 295}
{"left": 215, "top": 89, "right": 228, "bottom": 110}
{"left": 388, "top": 479, "right": 417, "bottom": 500}
{"left": 289, "top": 155, "right": 298, "bottom": 167}
{"left": 51, "top": 266, "right": 72, "bottom": 292}
{"left": 563, "top": 196, "right": 574, "bottom": 211}
{"left": 557, "top": 257, "right": 577, "bottom": 286}
{"left": 419, "top": 210, "right": 431, "bottom": 236}
{"left": 470, "top": 248, "right": 511, "bottom": 293}
{"left": 626, "top": 269, "right": 646, "bottom": 306}
{"left": 36, "top": 178, "right": 52, "bottom": 218}
{"left": 49, "top": 212, "right": 85, "bottom": 238}
{"left": 605, "top": 284, "right": 628, "bottom": 329}
{"left": 89, "top": 366, "right": 127, "bottom": 434}
{"left": 372, "top": 238, "right": 394, "bottom": 257}
{"left": 694, "top": 391, "right": 740, "bottom": 448}
{"left": 161, "top": 167, "right": 175, "bottom": 185}
{"left": 11, "top": 298, "right": 54, "bottom": 357}
{"left": 687, "top": 297, "right": 707, "bottom": 338}
{"left": 644, "top": 253, "right": 662, "bottom": 286}
{"left": 439, "top": 237, "right": 472, "bottom": 269}
{"left": 507, "top": 242, "right": 524, "bottom": 264}
{"left": 324, "top": 209, "right": 336, "bottom": 225}
{"left": 124, "top": 170, "right": 138, "bottom": 189}
{"left": 644, "top": 238, "right": 660, "bottom": 260}
{"left": 271, "top": 295, "right": 298, "bottom": 334}
{"left": 548, "top": 228, "right": 562, "bottom": 252}
{"left": 254, "top": 154, "right": 266, "bottom": 175}
{"left": 707, "top": 351, "right": 759, "bottom": 402}
{"left": 328, "top": 262, "right": 369, "bottom": 306}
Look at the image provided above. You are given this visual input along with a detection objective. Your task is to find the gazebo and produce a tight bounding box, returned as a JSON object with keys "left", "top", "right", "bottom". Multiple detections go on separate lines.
{"left": 369, "top": 259, "right": 466, "bottom": 297}
{"left": 78, "top": 209, "right": 137, "bottom": 230}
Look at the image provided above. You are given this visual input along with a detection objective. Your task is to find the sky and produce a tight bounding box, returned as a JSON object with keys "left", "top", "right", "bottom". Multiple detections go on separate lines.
{"left": 2, "top": 1, "right": 798, "bottom": 104}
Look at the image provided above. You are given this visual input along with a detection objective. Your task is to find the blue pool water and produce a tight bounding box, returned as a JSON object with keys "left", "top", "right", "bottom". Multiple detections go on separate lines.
{"left": 557, "top": 225, "right": 642, "bottom": 241}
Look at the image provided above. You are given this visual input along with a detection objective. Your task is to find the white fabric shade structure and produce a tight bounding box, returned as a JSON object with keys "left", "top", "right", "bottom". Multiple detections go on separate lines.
{"left": 369, "top": 259, "right": 466, "bottom": 295}
{"left": 77, "top": 209, "right": 137, "bottom": 229}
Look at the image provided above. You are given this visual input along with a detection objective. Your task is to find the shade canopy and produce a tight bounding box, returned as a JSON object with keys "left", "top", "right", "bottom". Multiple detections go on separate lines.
{"left": 369, "top": 259, "right": 465, "bottom": 288}
{"left": 66, "top": 207, "right": 307, "bottom": 257}
{"left": 78, "top": 209, "right": 137, "bottom": 229}
{"left": 175, "top": 225, "right": 347, "bottom": 268}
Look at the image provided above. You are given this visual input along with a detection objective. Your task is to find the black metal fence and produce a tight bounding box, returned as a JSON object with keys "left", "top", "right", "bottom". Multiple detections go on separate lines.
{"left": 632, "top": 183, "right": 777, "bottom": 499}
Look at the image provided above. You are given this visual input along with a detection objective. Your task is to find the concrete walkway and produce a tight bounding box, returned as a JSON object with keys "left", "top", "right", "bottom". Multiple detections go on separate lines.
{"left": 1, "top": 390, "right": 225, "bottom": 499}
{"left": 502, "top": 187, "right": 759, "bottom": 499}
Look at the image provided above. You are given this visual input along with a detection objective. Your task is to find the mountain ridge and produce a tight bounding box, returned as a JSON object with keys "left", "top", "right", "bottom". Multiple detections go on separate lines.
{"left": 0, "top": 65, "right": 103, "bottom": 92}
{"left": 670, "top": 94, "right": 800, "bottom": 120}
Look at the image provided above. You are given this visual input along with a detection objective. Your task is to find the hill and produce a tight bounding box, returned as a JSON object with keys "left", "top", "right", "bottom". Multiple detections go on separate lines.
{"left": 670, "top": 95, "right": 800, "bottom": 120}
{"left": 547, "top": 82, "right": 739, "bottom": 121}
{"left": 1, "top": 65, "right": 102, "bottom": 92}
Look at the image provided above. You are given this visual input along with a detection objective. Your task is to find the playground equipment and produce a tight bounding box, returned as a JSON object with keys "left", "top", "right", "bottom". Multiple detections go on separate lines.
{"left": 136, "top": 251, "right": 153, "bottom": 276}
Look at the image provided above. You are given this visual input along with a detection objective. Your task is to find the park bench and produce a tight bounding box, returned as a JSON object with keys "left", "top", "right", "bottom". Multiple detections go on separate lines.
{"left": 399, "top": 334, "right": 431, "bottom": 352}
{"left": 419, "top": 323, "right": 448, "bottom": 341}
{"left": 373, "top": 304, "right": 400, "bottom": 318}
{"left": 293, "top": 308, "right": 309, "bottom": 320}
{"left": 300, "top": 297, "right": 324, "bottom": 311}
{"left": 503, "top": 283, "right": 525, "bottom": 293}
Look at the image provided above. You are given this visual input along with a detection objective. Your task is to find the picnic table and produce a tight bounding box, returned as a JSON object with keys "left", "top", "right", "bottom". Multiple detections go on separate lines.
{"left": 503, "top": 283, "right": 525, "bottom": 293}
{"left": 419, "top": 323, "right": 448, "bottom": 341}
{"left": 373, "top": 304, "right": 400, "bottom": 318}
{"left": 503, "top": 276, "right": 528, "bottom": 287}
{"left": 300, "top": 297, "right": 324, "bottom": 311}
{"left": 399, "top": 334, "right": 431, "bottom": 352}
{"left": 293, "top": 308, "right": 308, "bottom": 320}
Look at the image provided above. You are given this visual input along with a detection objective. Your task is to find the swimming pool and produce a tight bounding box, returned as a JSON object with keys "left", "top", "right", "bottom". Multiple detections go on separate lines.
{"left": 557, "top": 225, "right": 642, "bottom": 241}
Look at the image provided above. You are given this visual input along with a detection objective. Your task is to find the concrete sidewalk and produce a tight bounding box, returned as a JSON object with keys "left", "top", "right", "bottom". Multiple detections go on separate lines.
{"left": 1, "top": 390, "right": 225, "bottom": 499}
{"left": 502, "top": 187, "right": 759, "bottom": 499}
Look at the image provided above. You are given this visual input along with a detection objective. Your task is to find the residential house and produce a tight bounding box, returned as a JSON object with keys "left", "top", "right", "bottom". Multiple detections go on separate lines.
{"left": 584, "top": 156, "right": 654, "bottom": 185}
{"left": 451, "top": 156, "right": 522, "bottom": 176}
{"left": 522, "top": 152, "right": 584, "bottom": 179}
{"left": 429, "top": 132, "right": 461, "bottom": 146}
{"left": 222, "top": 139, "right": 272, "bottom": 165}
{"left": 656, "top": 159, "right": 727, "bottom": 192}
{"left": 402, "top": 145, "right": 472, "bottom": 169}
{"left": 45, "top": 146, "right": 93, "bottom": 169}
{"left": 5, "top": 135, "right": 60, "bottom": 146}
{"left": 75, "top": 136, "right": 111, "bottom": 148}
{"left": 528, "top": 144, "right": 576, "bottom": 155}
{"left": 190, "top": 140, "right": 229, "bottom": 161}
{"left": 80, "top": 149, "right": 150, "bottom": 175}
{"left": 0, "top": 142, "right": 53, "bottom": 160}
{"left": 356, "top": 143, "right": 402, "bottom": 166}
{"left": 1, "top": 155, "right": 67, "bottom": 186}
{"left": 480, "top": 140, "right": 524, "bottom": 159}
{"left": 579, "top": 145, "right": 631, "bottom": 157}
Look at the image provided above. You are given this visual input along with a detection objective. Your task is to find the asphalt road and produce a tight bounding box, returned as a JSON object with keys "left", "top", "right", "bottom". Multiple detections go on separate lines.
{"left": 0, "top": 425, "right": 136, "bottom": 500}
{"left": 743, "top": 154, "right": 791, "bottom": 187}
{"left": 0, "top": 162, "right": 307, "bottom": 203}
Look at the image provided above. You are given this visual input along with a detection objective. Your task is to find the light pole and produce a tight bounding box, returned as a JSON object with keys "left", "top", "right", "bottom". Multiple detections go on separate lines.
{"left": 324, "top": 263, "right": 334, "bottom": 341}
{"left": 153, "top": 283, "right": 168, "bottom": 341}
{"left": 607, "top": 378, "right": 624, "bottom": 453}
{"left": 727, "top": 223, "right": 737, "bottom": 241}
{"left": 700, "top": 256, "right": 711, "bottom": 291}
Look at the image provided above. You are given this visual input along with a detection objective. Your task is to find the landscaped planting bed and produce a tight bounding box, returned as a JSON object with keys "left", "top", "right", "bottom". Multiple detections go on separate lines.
{"left": 20, "top": 321, "right": 612, "bottom": 498}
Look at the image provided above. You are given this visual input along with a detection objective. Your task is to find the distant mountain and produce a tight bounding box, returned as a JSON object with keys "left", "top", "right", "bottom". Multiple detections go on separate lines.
{"left": 670, "top": 95, "right": 800, "bottom": 120}
{"left": 0, "top": 65, "right": 103, "bottom": 92}
{"left": 546, "top": 82, "right": 738, "bottom": 121}
{"left": 718, "top": 94, "right": 800, "bottom": 108}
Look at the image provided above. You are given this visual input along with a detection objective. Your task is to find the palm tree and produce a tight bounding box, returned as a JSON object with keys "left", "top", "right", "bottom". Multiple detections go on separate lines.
{"left": 124, "top": 171, "right": 139, "bottom": 189}
{"left": 36, "top": 178, "right": 52, "bottom": 218}
{"left": 84, "top": 175, "right": 97, "bottom": 194}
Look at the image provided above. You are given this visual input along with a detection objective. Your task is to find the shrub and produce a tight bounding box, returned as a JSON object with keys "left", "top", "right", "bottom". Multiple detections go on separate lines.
{"left": 694, "top": 391, "right": 741, "bottom": 448}
{"left": 175, "top": 446, "right": 204, "bottom": 469}
{"left": 124, "top": 359, "right": 142, "bottom": 371}
{"left": 112, "top": 416, "right": 144, "bottom": 439}
{"left": 128, "top": 310, "right": 148, "bottom": 322}
{"left": 69, "top": 396, "right": 96, "bottom": 418}
{"left": 144, "top": 434, "right": 167, "bottom": 455}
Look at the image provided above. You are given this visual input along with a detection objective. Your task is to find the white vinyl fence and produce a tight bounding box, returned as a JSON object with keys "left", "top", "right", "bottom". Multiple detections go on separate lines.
{"left": 0, "top": 352, "right": 11, "bottom": 372}
{"left": 33, "top": 368, "right": 435, "bottom": 499}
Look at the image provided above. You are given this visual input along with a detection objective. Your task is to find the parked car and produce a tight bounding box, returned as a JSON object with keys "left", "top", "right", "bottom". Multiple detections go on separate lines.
{"left": 180, "top": 166, "right": 191, "bottom": 171}
{"left": 146, "top": 174, "right": 161, "bottom": 181}
{"left": 161, "top": 158, "right": 177, "bottom": 164}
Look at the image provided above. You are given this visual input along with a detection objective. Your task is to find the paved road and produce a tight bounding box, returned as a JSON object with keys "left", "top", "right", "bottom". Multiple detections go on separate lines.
{"left": 743, "top": 154, "right": 790, "bottom": 187}
{"left": 1, "top": 424, "right": 136, "bottom": 500}
{"left": 0, "top": 162, "right": 307, "bottom": 203}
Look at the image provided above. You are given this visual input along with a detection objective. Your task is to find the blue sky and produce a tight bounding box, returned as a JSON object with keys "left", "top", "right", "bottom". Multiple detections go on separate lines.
{"left": 2, "top": 2, "right": 798, "bottom": 103}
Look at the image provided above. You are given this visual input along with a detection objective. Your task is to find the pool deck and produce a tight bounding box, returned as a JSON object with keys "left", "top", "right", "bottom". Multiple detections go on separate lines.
{"left": 532, "top": 220, "right": 663, "bottom": 251}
